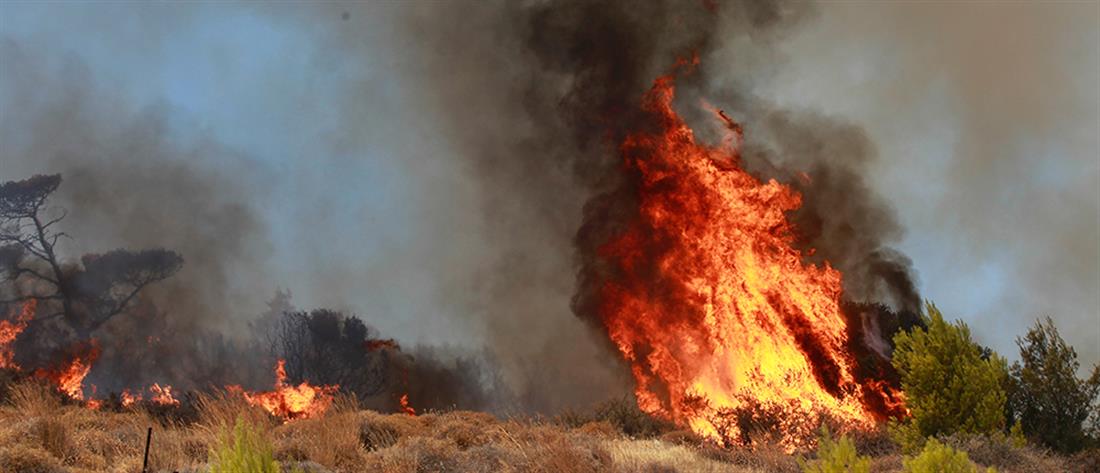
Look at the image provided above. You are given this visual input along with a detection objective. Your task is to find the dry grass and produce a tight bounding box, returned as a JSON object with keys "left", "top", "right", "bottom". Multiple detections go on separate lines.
{"left": 0, "top": 380, "right": 1089, "bottom": 473}
{"left": 603, "top": 438, "right": 760, "bottom": 472}
{"left": 940, "top": 433, "right": 1070, "bottom": 473}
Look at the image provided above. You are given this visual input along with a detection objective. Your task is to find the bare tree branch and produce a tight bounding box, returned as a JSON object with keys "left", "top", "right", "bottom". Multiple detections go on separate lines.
{"left": 1, "top": 174, "right": 182, "bottom": 340}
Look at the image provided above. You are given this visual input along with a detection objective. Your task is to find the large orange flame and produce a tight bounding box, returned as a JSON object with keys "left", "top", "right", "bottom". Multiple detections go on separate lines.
{"left": 34, "top": 339, "right": 101, "bottom": 402}
{"left": 231, "top": 359, "right": 337, "bottom": 421}
{"left": 596, "top": 70, "right": 902, "bottom": 448}
{"left": 0, "top": 300, "right": 36, "bottom": 370}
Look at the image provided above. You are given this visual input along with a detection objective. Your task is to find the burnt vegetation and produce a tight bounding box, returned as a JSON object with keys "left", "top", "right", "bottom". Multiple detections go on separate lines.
{"left": 0, "top": 174, "right": 182, "bottom": 341}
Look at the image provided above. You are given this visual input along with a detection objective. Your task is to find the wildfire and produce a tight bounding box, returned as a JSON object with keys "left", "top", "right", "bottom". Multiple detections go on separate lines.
{"left": 0, "top": 300, "right": 35, "bottom": 370}
{"left": 399, "top": 393, "right": 416, "bottom": 416}
{"left": 150, "top": 382, "right": 180, "bottom": 406}
{"left": 3, "top": 304, "right": 107, "bottom": 406}
{"left": 365, "top": 339, "right": 400, "bottom": 351}
{"left": 232, "top": 359, "right": 337, "bottom": 421}
{"left": 121, "top": 383, "right": 181, "bottom": 407}
{"left": 34, "top": 340, "right": 101, "bottom": 401}
{"left": 121, "top": 389, "right": 139, "bottom": 407}
{"left": 595, "top": 68, "right": 904, "bottom": 448}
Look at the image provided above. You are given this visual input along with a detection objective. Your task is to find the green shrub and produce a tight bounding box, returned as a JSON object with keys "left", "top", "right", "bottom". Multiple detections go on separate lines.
{"left": 903, "top": 438, "right": 993, "bottom": 473}
{"left": 799, "top": 426, "right": 871, "bottom": 473}
{"left": 891, "top": 302, "right": 1008, "bottom": 451}
{"left": 1008, "top": 317, "right": 1100, "bottom": 453}
{"left": 209, "top": 417, "right": 287, "bottom": 473}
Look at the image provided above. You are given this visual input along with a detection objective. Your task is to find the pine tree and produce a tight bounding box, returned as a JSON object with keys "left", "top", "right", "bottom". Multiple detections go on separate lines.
{"left": 1008, "top": 317, "right": 1100, "bottom": 453}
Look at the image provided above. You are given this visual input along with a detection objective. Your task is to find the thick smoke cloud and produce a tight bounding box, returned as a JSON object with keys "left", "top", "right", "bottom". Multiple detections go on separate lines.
{"left": 744, "top": 3, "right": 1099, "bottom": 368}
{"left": 369, "top": 0, "right": 920, "bottom": 410}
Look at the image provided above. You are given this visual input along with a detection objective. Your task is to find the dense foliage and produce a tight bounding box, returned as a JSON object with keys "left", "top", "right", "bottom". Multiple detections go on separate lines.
{"left": 902, "top": 439, "right": 992, "bottom": 473}
{"left": 891, "top": 303, "right": 1008, "bottom": 449}
{"left": 799, "top": 427, "right": 871, "bottom": 473}
{"left": 1008, "top": 317, "right": 1100, "bottom": 453}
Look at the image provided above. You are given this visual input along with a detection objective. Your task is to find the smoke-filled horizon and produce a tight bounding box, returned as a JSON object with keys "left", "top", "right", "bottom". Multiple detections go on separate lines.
{"left": 1, "top": 0, "right": 1097, "bottom": 409}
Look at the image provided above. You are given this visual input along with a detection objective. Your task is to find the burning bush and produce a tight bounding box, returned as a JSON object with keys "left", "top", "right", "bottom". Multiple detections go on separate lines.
{"left": 230, "top": 360, "right": 338, "bottom": 422}
{"left": 264, "top": 308, "right": 392, "bottom": 401}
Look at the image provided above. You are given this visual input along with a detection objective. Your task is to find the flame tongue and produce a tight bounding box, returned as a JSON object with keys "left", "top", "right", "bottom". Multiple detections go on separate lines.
{"left": 34, "top": 339, "right": 101, "bottom": 401}
{"left": 597, "top": 73, "right": 885, "bottom": 447}
{"left": 400, "top": 393, "right": 416, "bottom": 416}
{"left": 0, "top": 300, "right": 36, "bottom": 370}
{"left": 233, "top": 360, "right": 338, "bottom": 421}
{"left": 149, "top": 382, "right": 180, "bottom": 406}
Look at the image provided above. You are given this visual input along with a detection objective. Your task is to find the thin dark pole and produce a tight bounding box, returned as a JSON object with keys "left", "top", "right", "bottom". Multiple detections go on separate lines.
{"left": 142, "top": 426, "right": 152, "bottom": 473}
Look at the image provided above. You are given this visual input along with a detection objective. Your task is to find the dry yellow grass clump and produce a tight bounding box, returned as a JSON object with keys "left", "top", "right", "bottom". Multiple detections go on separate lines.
{"left": 0, "top": 379, "right": 1082, "bottom": 473}
{"left": 0, "top": 380, "right": 769, "bottom": 473}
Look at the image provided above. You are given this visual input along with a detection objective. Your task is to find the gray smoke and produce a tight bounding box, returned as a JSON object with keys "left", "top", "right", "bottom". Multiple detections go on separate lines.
{"left": 742, "top": 2, "right": 1099, "bottom": 369}
{"left": 365, "top": 0, "right": 920, "bottom": 410}
{"left": 0, "top": 38, "right": 273, "bottom": 333}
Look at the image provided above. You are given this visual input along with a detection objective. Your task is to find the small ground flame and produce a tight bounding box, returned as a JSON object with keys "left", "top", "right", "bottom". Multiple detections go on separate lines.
{"left": 400, "top": 393, "right": 416, "bottom": 416}
{"left": 123, "top": 383, "right": 181, "bottom": 407}
{"left": 121, "top": 389, "right": 140, "bottom": 407}
{"left": 149, "top": 383, "right": 180, "bottom": 406}
{"left": 232, "top": 359, "right": 338, "bottom": 421}
{"left": 0, "top": 300, "right": 35, "bottom": 370}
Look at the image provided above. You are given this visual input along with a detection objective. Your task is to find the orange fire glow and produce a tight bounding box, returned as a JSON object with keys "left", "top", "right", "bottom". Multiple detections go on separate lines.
{"left": 0, "top": 300, "right": 35, "bottom": 370}
{"left": 34, "top": 340, "right": 101, "bottom": 401}
{"left": 149, "top": 382, "right": 180, "bottom": 406}
{"left": 232, "top": 359, "right": 337, "bottom": 421}
{"left": 399, "top": 393, "right": 416, "bottom": 416}
{"left": 122, "top": 383, "right": 181, "bottom": 407}
{"left": 596, "top": 69, "right": 903, "bottom": 448}
{"left": 121, "top": 389, "right": 139, "bottom": 407}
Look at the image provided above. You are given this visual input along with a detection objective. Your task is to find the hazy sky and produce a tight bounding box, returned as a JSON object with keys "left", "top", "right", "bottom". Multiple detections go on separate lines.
{"left": 1, "top": 1, "right": 1097, "bottom": 371}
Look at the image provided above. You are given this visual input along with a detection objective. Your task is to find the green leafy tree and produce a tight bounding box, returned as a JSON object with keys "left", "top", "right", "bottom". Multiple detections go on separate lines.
{"left": 1007, "top": 317, "right": 1100, "bottom": 453}
{"left": 799, "top": 426, "right": 871, "bottom": 473}
{"left": 903, "top": 438, "right": 994, "bottom": 473}
{"left": 891, "top": 302, "right": 1008, "bottom": 449}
